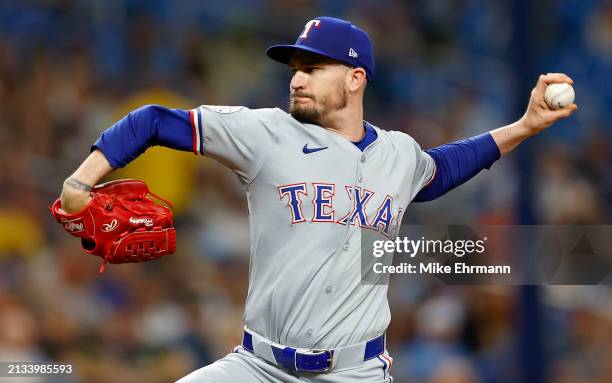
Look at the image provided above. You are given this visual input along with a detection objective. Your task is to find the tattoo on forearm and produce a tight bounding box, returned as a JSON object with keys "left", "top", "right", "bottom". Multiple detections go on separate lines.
{"left": 65, "top": 178, "right": 93, "bottom": 192}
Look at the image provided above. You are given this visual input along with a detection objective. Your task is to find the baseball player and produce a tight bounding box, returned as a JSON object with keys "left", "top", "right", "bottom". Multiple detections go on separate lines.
{"left": 55, "top": 16, "right": 576, "bottom": 382}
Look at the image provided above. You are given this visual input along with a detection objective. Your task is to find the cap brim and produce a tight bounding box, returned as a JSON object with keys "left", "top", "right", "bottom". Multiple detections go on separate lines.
{"left": 266, "top": 44, "right": 337, "bottom": 65}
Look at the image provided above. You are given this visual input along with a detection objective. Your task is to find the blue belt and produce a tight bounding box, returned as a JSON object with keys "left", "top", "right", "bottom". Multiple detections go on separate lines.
{"left": 242, "top": 330, "right": 385, "bottom": 373}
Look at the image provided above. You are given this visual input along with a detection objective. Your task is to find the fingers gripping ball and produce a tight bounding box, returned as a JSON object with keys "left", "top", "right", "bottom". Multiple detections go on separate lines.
{"left": 545, "top": 83, "right": 575, "bottom": 110}
{"left": 50, "top": 179, "right": 176, "bottom": 272}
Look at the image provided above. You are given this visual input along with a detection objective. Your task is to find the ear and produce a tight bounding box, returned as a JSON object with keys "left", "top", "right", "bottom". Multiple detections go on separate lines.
{"left": 346, "top": 67, "right": 367, "bottom": 92}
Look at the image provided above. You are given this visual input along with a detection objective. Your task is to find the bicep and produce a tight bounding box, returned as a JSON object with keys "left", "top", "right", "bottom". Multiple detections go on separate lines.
{"left": 92, "top": 105, "right": 199, "bottom": 168}
{"left": 408, "top": 145, "right": 437, "bottom": 200}
{"left": 412, "top": 133, "right": 500, "bottom": 202}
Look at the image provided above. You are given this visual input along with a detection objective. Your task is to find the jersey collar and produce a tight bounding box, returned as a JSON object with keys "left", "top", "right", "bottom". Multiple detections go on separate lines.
{"left": 352, "top": 121, "right": 378, "bottom": 152}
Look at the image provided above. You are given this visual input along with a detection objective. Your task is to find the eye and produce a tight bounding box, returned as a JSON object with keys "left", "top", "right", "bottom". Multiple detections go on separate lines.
{"left": 290, "top": 66, "right": 318, "bottom": 75}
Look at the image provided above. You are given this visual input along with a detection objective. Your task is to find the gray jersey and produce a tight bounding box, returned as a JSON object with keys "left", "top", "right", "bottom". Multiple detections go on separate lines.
{"left": 193, "top": 105, "right": 435, "bottom": 350}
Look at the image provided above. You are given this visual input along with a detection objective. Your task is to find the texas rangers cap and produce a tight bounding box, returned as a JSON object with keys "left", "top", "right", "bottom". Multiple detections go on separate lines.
{"left": 266, "top": 16, "right": 375, "bottom": 81}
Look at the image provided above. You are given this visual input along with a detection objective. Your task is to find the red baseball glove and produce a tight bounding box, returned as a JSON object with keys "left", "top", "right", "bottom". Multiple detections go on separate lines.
{"left": 50, "top": 179, "right": 176, "bottom": 272}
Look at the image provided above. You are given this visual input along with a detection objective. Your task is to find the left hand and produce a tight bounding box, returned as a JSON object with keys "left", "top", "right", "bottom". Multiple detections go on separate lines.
{"left": 50, "top": 179, "right": 176, "bottom": 272}
{"left": 519, "top": 73, "right": 578, "bottom": 136}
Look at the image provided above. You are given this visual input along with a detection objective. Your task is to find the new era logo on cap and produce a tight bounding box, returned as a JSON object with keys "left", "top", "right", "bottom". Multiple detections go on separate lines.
{"left": 266, "top": 16, "right": 375, "bottom": 81}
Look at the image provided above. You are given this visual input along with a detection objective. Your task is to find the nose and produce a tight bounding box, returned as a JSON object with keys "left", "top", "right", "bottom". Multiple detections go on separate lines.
{"left": 290, "top": 70, "right": 308, "bottom": 92}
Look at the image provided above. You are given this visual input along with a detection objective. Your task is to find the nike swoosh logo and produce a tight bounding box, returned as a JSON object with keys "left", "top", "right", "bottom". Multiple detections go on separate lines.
{"left": 302, "top": 144, "right": 328, "bottom": 154}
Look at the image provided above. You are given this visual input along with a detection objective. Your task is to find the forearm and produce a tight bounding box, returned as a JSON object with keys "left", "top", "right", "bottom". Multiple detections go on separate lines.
{"left": 61, "top": 150, "right": 113, "bottom": 213}
{"left": 415, "top": 73, "right": 577, "bottom": 202}
{"left": 60, "top": 105, "right": 196, "bottom": 213}
{"left": 489, "top": 120, "right": 532, "bottom": 156}
{"left": 60, "top": 105, "right": 195, "bottom": 213}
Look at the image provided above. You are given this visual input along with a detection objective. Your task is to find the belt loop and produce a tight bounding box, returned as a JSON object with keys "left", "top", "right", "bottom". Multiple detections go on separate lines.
{"left": 242, "top": 328, "right": 253, "bottom": 353}
{"left": 271, "top": 345, "right": 297, "bottom": 371}
{"left": 363, "top": 333, "right": 385, "bottom": 361}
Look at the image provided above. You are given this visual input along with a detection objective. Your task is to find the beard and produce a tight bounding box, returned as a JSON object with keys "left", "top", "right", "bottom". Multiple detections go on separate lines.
{"left": 289, "top": 83, "right": 348, "bottom": 125}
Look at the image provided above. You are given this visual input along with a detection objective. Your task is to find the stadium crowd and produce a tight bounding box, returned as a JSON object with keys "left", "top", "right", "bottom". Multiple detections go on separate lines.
{"left": 0, "top": 1, "right": 611, "bottom": 382}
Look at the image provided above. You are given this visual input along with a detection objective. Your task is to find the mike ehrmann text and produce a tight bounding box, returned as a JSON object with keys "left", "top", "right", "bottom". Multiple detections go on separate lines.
{"left": 373, "top": 262, "right": 512, "bottom": 275}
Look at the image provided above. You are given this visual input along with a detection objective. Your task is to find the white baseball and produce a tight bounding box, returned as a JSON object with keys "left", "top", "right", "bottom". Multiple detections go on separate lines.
{"left": 544, "top": 83, "right": 575, "bottom": 110}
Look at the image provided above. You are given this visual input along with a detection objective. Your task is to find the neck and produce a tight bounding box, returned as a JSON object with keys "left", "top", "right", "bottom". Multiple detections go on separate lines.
{"left": 320, "top": 102, "right": 364, "bottom": 141}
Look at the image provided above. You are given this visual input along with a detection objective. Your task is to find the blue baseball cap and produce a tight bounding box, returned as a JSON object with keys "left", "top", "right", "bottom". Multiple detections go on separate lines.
{"left": 266, "top": 16, "right": 375, "bottom": 81}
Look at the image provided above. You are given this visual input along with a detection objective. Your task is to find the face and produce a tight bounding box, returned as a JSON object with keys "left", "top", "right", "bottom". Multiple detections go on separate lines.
{"left": 288, "top": 51, "right": 351, "bottom": 125}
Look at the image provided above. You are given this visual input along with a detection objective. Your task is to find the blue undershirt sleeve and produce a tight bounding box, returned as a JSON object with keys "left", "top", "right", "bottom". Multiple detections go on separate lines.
{"left": 92, "top": 105, "right": 194, "bottom": 168}
{"left": 413, "top": 132, "right": 501, "bottom": 202}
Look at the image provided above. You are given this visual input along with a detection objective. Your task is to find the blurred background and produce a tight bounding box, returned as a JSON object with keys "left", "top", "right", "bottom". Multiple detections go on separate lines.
{"left": 0, "top": 0, "right": 611, "bottom": 382}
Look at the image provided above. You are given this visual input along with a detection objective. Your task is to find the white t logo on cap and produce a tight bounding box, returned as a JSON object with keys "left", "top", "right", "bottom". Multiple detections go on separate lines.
{"left": 300, "top": 19, "right": 321, "bottom": 39}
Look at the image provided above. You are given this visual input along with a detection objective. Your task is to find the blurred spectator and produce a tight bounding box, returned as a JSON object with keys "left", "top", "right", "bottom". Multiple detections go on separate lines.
{"left": 0, "top": 1, "right": 610, "bottom": 382}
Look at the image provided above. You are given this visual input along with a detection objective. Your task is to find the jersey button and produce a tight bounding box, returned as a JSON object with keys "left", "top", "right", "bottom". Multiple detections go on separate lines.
{"left": 343, "top": 242, "right": 350, "bottom": 251}
{"left": 360, "top": 155, "right": 366, "bottom": 163}
{"left": 358, "top": 175, "right": 364, "bottom": 183}
{"left": 305, "top": 329, "right": 313, "bottom": 338}
{"left": 325, "top": 285, "right": 333, "bottom": 294}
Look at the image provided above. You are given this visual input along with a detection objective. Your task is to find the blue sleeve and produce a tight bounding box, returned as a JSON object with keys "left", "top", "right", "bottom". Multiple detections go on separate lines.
{"left": 92, "top": 105, "right": 195, "bottom": 168}
{"left": 413, "top": 132, "right": 500, "bottom": 202}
